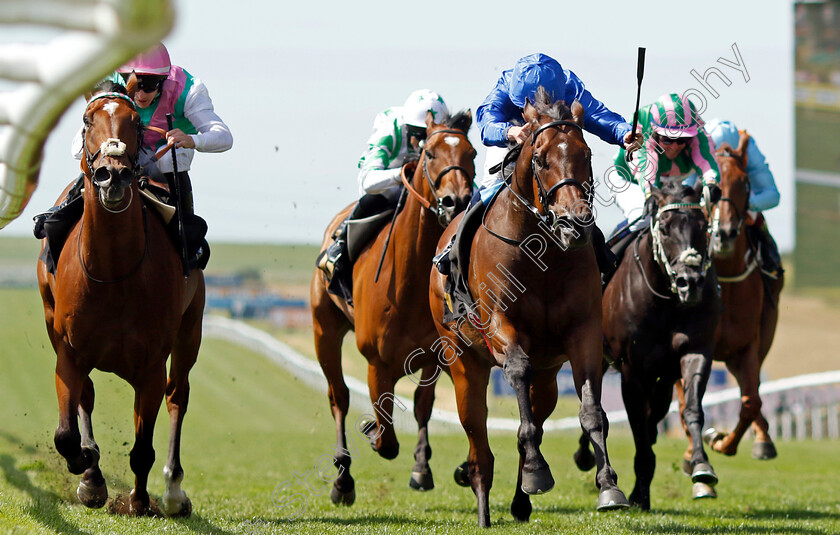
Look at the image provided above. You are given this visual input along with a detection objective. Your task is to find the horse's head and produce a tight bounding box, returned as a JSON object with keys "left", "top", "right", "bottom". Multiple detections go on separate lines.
{"left": 81, "top": 81, "right": 142, "bottom": 211}
{"left": 415, "top": 109, "right": 476, "bottom": 226}
{"left": 516, "top": 87, "right": 593, "bottom": 249}
{"left": 646, "top": 183, "right": 712, "bottom": 306}
{"left": 708, "top": 132, "right": 751, "bottom": 258}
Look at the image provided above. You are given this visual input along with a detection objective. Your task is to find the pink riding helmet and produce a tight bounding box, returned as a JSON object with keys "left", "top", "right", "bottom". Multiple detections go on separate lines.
{"left": 117, "top": 43, "right": 171, "bottom": 76}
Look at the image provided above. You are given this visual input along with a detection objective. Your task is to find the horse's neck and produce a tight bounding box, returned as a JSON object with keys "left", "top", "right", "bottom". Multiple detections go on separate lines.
{"left": 80, "top": 186, "right": 145, "bottom": 275}
{"left": 393, "top": 178, "right": 440, "bottom": 258}
{"left": 491, "top": 172, "right": 542, "bottom": 240}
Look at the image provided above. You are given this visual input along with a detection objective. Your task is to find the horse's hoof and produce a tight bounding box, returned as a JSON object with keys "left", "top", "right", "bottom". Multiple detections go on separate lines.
{"left": 162, "top": 491, "right": 192, "bottom": 518}
{"left": 574, "top": 447, "right": 596, "bottom": 472}
{"left": 597, "top": 487, "right": 630, "bottom": 510}
{"left": 409, "top": 470, "right": 434, "bottom": 491}
{"left": 521, "top": 468, "right": 554, "bottom": 495}
{"left": 752, "top": 441, "right": 777, "bottom": 460}
{"left": 681, "top": 458, "right": 692, "bottom": 477}
{"left": 330, "top": 485, "right": 356, "bottom": 506}
{"left": 703, "top": 427, "right": 725, "bottom": 446}
{"left": 453, "top": 462, "right": 470, "bottom": 488}
{"left": 690, "top": 462, "right": 718, "bottom": 486}
{"left": 692, "top": 482, "right": 717, "bottom": 499}
{"left": 77, "top": 479, "right": 108, "bottom": 509}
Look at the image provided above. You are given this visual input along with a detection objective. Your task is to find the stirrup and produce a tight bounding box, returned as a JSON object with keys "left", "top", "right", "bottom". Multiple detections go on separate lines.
{"left": 317, "top": 241, "right": 343, "bottom": 280}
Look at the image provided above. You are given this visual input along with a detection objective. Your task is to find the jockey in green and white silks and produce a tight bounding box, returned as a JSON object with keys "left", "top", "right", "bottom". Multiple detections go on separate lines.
{"left": 612, "top": 92, "right": 721, "bottom": 230}
{"left": 317, "top": 89, "right": 449, "bottom": 280}
{"left": 357, "top": 89, "right": 449, "bottom": 199}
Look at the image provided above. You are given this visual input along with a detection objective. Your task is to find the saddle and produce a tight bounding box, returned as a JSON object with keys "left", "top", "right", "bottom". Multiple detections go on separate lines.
{"left": 38, "top": 178, "right": 210, "bottom": 275}
{"left": 324, "top": 192, "right": 402, "bottom": 305}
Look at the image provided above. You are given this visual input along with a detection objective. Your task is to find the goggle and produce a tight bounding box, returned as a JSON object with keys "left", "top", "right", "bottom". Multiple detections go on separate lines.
{"left": 655, "top": 134, "right": 690, "bottom": 146}
{"left": 119, "top": 73, "right": 165, "bottom": 93}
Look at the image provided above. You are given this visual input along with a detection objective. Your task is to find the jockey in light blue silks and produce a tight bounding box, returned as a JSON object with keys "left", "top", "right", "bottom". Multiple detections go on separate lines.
{"left": 451, "top": 53, "right": 635, "bottom": 287}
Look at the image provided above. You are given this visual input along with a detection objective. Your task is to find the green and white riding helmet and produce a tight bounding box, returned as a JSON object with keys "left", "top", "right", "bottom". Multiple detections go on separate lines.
{"left": 402, "top": 89, "right": 449, "bottom": 129}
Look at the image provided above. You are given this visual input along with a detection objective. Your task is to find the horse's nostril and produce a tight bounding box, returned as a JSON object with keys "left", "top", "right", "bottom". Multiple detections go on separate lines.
{"left": 118, "top": 167, "right": 134, "bottom": 182}
{"left": 676, "top": 277, "right": 689, "bottom": 289}
{"left": 441, "top": 196, "right": 455, "bottom": 208}
{"left": 93, "top": 167, "right": 111, "bottom": 183}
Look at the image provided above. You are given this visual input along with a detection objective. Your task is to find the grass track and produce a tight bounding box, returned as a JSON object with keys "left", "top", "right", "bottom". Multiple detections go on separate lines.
{"left": 1, "top": 287, "right": 839, "bottom": 534}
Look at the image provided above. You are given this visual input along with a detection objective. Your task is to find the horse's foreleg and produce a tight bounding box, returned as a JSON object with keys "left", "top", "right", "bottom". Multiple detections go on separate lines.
{"left": 312, "top": 304, "right": 354, "bottom": 506}
{"left": 54, "top": 349, "right": 92, "bottom": 476}
{"left": 674, "top": 379, "right": 695, "bottom": 475}
{"left": 409, "top": 365, "right": 437, "bottom": 491}
{"left": 622, "top": 372, "right": 654, "bottom": 510}
{"left": 505, "top": 346, "right": 553, "bottom": 497}
{"left": 510, "top": 369, "right": 559, "bottom": 522}
{"left": 680, "top": 352, "right": 717, "bottom": 488}
{"left": 76, "top": 377, "right": 107, "bottom": 508}
{"left": 571, "top": 349, "right": 628, "bottom": 511}
{"left": 127, "top": 370, "right": 166, "bottom": 516}
{"left": 451, "top": 353, "right": 493, "bottom": 527}
{"left": 161, "top": 314, "right": 200, "bottom": 518}
{"left": 362, "top": 362, "right": 400, "bottom": 460}
{"left": 710, "top": 349, "right": 762, "bottom": 457}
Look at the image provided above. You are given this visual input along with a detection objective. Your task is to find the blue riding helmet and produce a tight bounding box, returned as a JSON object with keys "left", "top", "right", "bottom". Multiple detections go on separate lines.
{"left": 509, "top": 53, "right": 567, "bottom": 108}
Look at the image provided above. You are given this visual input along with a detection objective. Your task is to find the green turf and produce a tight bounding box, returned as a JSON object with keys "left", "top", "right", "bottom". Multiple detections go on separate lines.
{"left": 1, "top": 286, "right": 839, "bottom": 534}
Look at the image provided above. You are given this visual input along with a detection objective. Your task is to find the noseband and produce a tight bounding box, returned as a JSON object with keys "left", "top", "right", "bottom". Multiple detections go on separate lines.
{"left": 402, "top": 128, "right": 474, "bottom": 227}
{"left": 636, "top": 202, "right": 712, "bottom": 298}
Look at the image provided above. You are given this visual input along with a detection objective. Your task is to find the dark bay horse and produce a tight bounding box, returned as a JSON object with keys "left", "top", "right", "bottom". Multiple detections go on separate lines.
{"left": 311, "top": 110, "right": 475, "bottom": 505}
{"left": 36, "top": 82, "right": 204, "bottom": 517}
{"left": 675, "top": 132, "right": 784, "bottom": 468}
{"left": 429, "top": 89, "right": 628, "bottom": 527}
{"left": 575, "top": 183, "right": 720, "bottom": 510}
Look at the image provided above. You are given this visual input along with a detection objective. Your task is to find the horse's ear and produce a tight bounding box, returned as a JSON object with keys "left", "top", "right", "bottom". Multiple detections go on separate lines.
{"left": 523, "top": 98, "right": 539, "bottom": 124}
{"left": 571, "top": 99, "right": 584, "bottom": 126}
{"left": 425, "top": 110, "right": 436, "bottom": 130}
{"left": 645, "top": 187, "right": 664, "bottom": 217}
{"left": 736, "top": 130, "right": 750, "bottom": 168}
{"left": 124, "top": 72, "right": 138, "bottom": 100}
{"left": 452, "top": 109, "right": 472, "bottom": 132}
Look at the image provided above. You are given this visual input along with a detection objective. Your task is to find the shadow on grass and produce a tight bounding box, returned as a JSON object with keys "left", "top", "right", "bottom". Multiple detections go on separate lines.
{"left": 627, "top": 506, "right": 840, "bottom": 535}
{"left": 0, "top": 453, "right": 93, "bottom": 535}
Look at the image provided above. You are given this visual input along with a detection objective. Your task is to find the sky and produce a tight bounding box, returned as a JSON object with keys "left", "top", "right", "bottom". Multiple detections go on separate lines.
{"left": 2, "top": 0, "right": 795, "bottom": 250}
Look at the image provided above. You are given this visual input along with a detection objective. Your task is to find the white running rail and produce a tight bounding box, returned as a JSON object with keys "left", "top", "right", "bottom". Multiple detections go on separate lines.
{"left": 203, "top": 315, "right": 840, "bottom": 434}
{"left": 0, "top": 0, "right": 174, "bottom": 229}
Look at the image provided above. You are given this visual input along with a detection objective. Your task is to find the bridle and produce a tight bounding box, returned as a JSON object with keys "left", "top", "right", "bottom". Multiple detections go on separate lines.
{"left": 400, "top": 128, "right": 474, "bottom": 227}
{"left": 81, "top": 92, "right": 142, "bottom": 175}
{"left": 483, "top": 119, "right": 593, "bottom": 245}
{"left": 635, "top": 201, "right": 712, "bottom": 298}
{"left": 708, "top": 148, "right": 751, "bottom": 243}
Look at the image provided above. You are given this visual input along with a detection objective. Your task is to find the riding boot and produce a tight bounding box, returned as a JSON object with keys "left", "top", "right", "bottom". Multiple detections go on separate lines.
{"left": 752, "top": 217, "right": 782, "bottom": 276}
{"left": 592, "top": 225, "right": 619, "bottom": 291}
{"left": 33, "top": 173, "right": 84, "bottom": 239}
{"left": 317, "top": 220, "right": 348, "bottom": 280}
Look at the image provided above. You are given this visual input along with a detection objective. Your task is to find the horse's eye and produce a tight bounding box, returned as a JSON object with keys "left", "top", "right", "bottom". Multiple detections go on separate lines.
{"left": 426, "top": 151, "right": 436, "bottom": 160}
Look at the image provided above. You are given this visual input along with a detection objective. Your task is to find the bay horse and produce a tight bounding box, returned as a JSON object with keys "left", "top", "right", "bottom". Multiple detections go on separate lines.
{"left": 575, "top": 182, "right": 720, "bottom": 509}
{"left": 310, "top": 110, "right": 475, "bottom": 505}
{"left": 36, "top": 81, "right": 204, "bottom": 517}
{"left": 674, "top": 132, "right": 784, "bottom": 471}
{"left": 429, "top": 88, "right": 628, "bottom": 527}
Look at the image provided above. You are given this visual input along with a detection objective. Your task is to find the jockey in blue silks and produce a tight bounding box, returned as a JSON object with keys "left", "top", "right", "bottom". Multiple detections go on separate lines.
{"left": 457, "top": 53, "right": 635, "bottom": 288}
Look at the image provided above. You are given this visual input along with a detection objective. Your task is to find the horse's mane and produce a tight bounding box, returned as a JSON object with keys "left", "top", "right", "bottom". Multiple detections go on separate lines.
{"left": 444, "top": 110, "right": 471, "bottom": 132}
{"left": 531, "top": 86, "right": 574, "bottom": 122}
{"left": 91, "top": 81, "right": 128, "bottom": 98}
{"left": 662, "top": 182, "right": 699, "bottom": 203}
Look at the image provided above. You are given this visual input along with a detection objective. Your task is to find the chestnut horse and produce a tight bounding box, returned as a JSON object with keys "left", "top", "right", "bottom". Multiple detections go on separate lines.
{"left": 575, "top": 183, "right": 720, "bottom": 509}
{"left": 311, "top": 110, "right": 475, "bottom": 505}
{"left": 675, "top": 132, "right": 784, "bottom": 470}
{"left": 429, "top": 89, "right": 628, "bottom": 527}
{"left": 36, "top": 83, "right": 204, "bottom": 517}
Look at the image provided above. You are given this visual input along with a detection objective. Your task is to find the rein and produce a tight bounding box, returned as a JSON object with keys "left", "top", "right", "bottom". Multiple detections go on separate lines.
{"left": 400, "top": 128, "right": 473, "bottom": 227}
{"left": 81, "top": 92, "right": 142, "bottom": 176}
{"left": 483, "top": 119, "right": 591, "bottom": 246}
